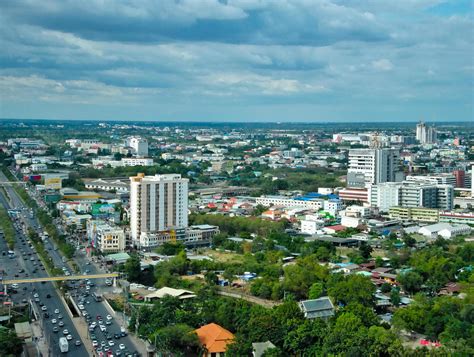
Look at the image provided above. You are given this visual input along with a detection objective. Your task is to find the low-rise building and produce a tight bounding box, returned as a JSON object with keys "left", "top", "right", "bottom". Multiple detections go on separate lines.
{"left": 389, "top": 207, "right": 439, "bottom": 223}
{"left": 87, "top": 221, "right": 125, "bottom": 253}
{"left": 299, "top": 297, "right": 335, "bottom": 319}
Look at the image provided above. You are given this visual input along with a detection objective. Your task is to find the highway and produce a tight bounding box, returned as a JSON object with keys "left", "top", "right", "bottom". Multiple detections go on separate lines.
{"left": 0, "top": 171, "right": 88, "bottom": 356}
{"left": 1, "top": 169, "right": 142, "bottom": 356}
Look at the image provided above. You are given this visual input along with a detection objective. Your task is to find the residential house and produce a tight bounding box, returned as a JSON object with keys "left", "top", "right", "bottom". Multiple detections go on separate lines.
{"left": 299, "top": 297, "right": 335, "bottom": 319}
{"left": 195, "top": 323, "right": 235, "bottom": 357}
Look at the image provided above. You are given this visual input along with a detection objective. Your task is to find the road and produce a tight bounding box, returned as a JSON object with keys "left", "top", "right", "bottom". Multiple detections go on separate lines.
{"left": 0, "top": 172, "right": 88, "bottom": 356}
{"left": 1, "top": 169, "right": 142, "bottom": 356}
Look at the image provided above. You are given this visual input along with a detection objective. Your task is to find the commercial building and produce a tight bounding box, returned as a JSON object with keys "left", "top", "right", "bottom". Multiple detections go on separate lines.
{"left": 406, "top": 174, "right": 456, "bottom": 187}
{"left": 87, "top": 221, "right": 125, "bottom": 253}
{"left": 418, "top": 223, "right": 471, "bottom": 239}
{"left": 255, "top": 195, "right": 324, "bottom": 210}
{"left": 84, "top": 178, "right": 130, "bottom": 193}
{"left": 416, "top": 122, "right": 437, "bottom": 144}
{"left": 389, "top": 207, "right": 439, "bottom": 223}
{"left": 126, "top": 137, "right": 148, "bottom": 157}
{"left": 130, "top": 173, "right": 189, "bottom": 248}
{"left": 439, "top": 211, "right": 474, "bottom": 225}
{"left": 347, "top": 148, "right": 401, "bottom": 188}
{"left": 338, "top": 187, "right": 369, "bottom": 203}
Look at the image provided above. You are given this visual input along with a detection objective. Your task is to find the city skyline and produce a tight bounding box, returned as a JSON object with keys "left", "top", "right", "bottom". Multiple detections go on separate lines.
{"left": 1, "top": 0, "right": 472, "bottom": 122}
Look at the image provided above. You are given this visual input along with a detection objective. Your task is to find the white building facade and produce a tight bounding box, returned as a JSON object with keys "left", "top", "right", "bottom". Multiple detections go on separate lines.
{"left": 130, "top": 173, "right": 189, "bottom": 248}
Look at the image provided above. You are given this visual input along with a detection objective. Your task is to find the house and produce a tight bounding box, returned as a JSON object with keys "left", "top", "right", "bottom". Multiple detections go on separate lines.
{"left": 323, "top": 225, "right": 347, "bottom": 235}
{"left": 144, "top": 287, "right": 196, "bottom": 302}
{"left": 195, "top": 323, "right": 235, "bottom": 357}
{"left": 299, "top": 297, "right": 335, "bottom": 319}
{"left": 252, "top": 341, "right": 276, "bottom": 357}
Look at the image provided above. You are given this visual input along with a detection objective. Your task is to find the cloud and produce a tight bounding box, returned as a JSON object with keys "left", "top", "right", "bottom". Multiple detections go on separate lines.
{"left": 0, "top": 0, "right": 472, "bottom": 122}
{"left": 372, "top": 59, "right": 394, "bottom": 71}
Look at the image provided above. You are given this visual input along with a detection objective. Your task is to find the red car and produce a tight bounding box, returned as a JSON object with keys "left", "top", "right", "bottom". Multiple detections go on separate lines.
{"left": 96, "top": 315, "right": 102, "bottom": 320}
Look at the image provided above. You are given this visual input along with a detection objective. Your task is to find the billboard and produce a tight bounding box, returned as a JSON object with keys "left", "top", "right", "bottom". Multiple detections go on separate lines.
{"left": 91, "top": 203, "right": 116, "bottom": 217}
{"left": 44, "top": 177, "right": 62, "bottom": 190}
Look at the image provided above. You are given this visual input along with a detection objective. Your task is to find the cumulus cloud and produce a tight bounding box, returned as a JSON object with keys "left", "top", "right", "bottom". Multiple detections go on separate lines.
{"left": 0, "top": 0, "right": 472, "bottom": 121}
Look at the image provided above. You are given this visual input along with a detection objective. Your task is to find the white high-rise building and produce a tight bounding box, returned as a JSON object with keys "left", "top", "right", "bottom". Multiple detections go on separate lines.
{"left": 347, "top": 148, "right": 401, "bottom": 188}
{"left": 369, "top": 181, "right": 453, "bottom": 212}
{"left": 126, "top": 137, "right": 148, "bottom": 157}
{"left": 130, "top": 173, "right": 188, "bottom": 248}
{"left": 416, "top": 122, "right": 437, "bottom": 144}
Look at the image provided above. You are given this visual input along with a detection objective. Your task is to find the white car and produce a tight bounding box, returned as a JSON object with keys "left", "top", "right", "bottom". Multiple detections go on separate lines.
{"left": 78, "top": 304, "right": 85, "bottom": 310}
{"left": 41, "top": 306, "right": 47, "bottom": 311}
{"left": 108, "top": 341, "right": 115, "bottom": 347}
{"left": 63, "top": 329, "right": 69, "bottom": 335}
{"left": 119, "top": 344, "right": 125, "bottom": 350}
{"left": 90, "top": 322, "right": 97, "bottom": 328}
{"left": 51, "top": 319, "right": 57, "bottom": 324}
{"left": 106, "top": 315, "right": 112, "bottom": 321}
{"left": 100, "top": 325, "right": 106, "bottom": 332}
{"left": 33, "top": 293, "right": 39, "bottom": 298}
{"left": 66, "top": 334, "right": 73, "bottom": 341}
{"left": 92, "top": 340, "right": 98, "bottom": 348}
{"left": 54, "top": 309, "right": 60, "bottom": 314}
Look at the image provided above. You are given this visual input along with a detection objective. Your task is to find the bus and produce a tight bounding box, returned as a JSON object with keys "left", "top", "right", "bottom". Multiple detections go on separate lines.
{"left": 92, "top": 292, "right": 103, "bottom": 302}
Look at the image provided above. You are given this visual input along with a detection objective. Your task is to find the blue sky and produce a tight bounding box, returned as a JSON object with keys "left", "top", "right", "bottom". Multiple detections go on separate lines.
{"left": 0, "top": 0, "right": 472, "bottom": 122}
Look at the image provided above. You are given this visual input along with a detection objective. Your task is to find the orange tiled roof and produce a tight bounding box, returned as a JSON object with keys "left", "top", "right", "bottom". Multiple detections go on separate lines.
{"left": 195, "top": 323, "right": 235, "bottom": 353}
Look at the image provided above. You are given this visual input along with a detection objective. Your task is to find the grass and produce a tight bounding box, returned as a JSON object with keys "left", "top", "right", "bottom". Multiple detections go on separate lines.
{"left": 202, "top": 248, "right": 245, "bottom": 264}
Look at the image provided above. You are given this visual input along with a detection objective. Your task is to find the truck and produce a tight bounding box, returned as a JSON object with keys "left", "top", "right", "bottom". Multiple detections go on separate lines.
{"left": 59, "top": 337, "right": 69, "bottom": 353}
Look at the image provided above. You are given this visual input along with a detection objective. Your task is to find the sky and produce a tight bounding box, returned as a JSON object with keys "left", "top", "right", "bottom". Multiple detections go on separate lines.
{"left": 0, "top": 0, "right": 472, "bottom": 123}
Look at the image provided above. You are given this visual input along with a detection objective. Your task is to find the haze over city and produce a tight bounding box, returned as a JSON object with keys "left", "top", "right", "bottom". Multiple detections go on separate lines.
{"left": 1, "top": 0, "right": 473, "bottom": 122}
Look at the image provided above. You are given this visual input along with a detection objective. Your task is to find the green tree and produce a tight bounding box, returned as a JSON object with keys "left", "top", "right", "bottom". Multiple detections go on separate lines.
{"left": 323, "top": 313, "right": 368, "bottom": 355}
{"left": 308, "top": 282, "right": 324, "bottom": 299}
{"left": 390, "top": 288, "right": 401, "bottom": 307}
{"left": 0, "top": 328, "right": 23, "bottom": 356}
{"left": 398, "top": 271, "right": 423, "bottom": 295}
{"left": 327, "top": 274, "right": 375, "bottom": 307}
{"left": 153, "top": 324, "right": 200, "bottom": 354}
{"left": 124, "top": 253, "right": 141, "bottom": 283}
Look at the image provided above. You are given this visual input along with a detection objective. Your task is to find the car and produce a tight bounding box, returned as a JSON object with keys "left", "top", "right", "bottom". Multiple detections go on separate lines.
{"left": 90, "top": 322, "right": 97, "bottom": 328}
{"left": 66, "top": 334, "right": 73, "bottom": 341}
{"left": 119, "top": 344, "right": 125, "bottom": 350}
{"left": 43, "top": 312, "right": 49, "bottom": 318}
{"left": 58, "top": 314, "right": 63, "bottom": 319}
{"left": 91, "top": 333, "right": 97, "bottom": 340}
{"left": 106, "top": 334, "right": 113, "bottom": 340}
{"left": 39, "top": 302, "right": 44, "bottom": 306}
{"left": 41, "top": 306, "right": 47, "bottom": 311}
{"left": 101, "top": 341, "right": 106, "bottom": 347}
{"left": 53, "top": 327, "right": 59, "bottom": 333}
{"left": 82, "top": 310, "right": 88, "bottom": 316}
{"left": 22, "top": 298, "right": 27, "bottom": 303}
{"left": 92, "top": 340, "right": 99, "bottom": 348}
{"left": 51, "top": 319, "right": 57, "bottom": 324}
{"left": 78, "top": 304, "right": 85, "bottom": 310}
{"left": 86, "top": 286, "right": 90, "bottom": 291}
{"left": 33, "top": 293, "right": 39, "bottom": 298}
{"left": 120, "top": 332, "right": 127, "bottom": 337}
{"left": 46, "top": 294, "right": 51, "bottom": 298}
{"left": 105, "top": 320, "right": 111, "bottom": 325}
{"left": 114, "top": 333, "right": 121, "bottom": 339}
{"left": 115, "top": 350, "right": 122, "bottom": 356}
{"left": 63, "top": 329, "right": 69, "bottom": 335}
{"left": 75, "top": 340, "right": 81, "bottom": 346}
{"left": 54, "top": 309, "right": 60, "bottom": 314}
{"left": 106, "top": 315, "right": 112, "bottom": 321}
{"left": 35, "top": 298, "right": 40, "bottom": 302}
{"left": 108, "top": 341, "right": 115, "bottom": 347}
{"left": 58, "top": 321, "right": 64, "bottom": 327}
{"left": 100, "top": 325, "right": 107, "bottom": 332}
{"left": 97, "top": 315, "right": 102, "bottom": 320}
{"left": 98, "top": 320, "right": 104, "bottom": 325}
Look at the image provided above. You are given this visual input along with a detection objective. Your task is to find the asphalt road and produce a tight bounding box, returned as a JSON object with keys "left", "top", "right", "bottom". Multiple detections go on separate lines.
{"left": 1, "top": 169, "right": 141, "bottom": 356}
{"left": 0, "top": 181, "right": 88, "bottom": 356}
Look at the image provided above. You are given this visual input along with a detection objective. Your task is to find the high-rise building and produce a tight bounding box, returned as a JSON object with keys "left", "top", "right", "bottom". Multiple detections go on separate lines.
{"left": 126, "top": 137, "right": 148, "bottom": 157}
{"left": 453, "top": 170, "right": 465, "bottom": 188}
{"left": 369, "top": 180, "right": 453, "bottom": 212}
{"left": 130, "top": 173, "right": 188, "bottom": 248}
{"left": 347, "top": 148, "right": 401, "bottom": 188}
{"left": 416, "top": 121, "right": 437, "bottom": 144}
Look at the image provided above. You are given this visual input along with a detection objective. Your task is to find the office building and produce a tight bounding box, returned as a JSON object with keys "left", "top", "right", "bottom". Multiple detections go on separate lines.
{"left": 347, "top": 148, "right": 401, "bottom": 188}
{"left": 126, "top": 137, "right": 148, "bottom": 157}
{"left": 130, "top": 173, "right": 189, "bottom": 248}
{"left": 416, "top": 122, "right": 437, "bottom": 144}
{"left": 406, "top": 174, "right": 456, "bottom": 186}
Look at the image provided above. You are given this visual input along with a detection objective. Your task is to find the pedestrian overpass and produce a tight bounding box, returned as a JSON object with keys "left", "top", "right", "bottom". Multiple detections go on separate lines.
{"left": 1, "top": 272, "right": 119, "bottom": 286}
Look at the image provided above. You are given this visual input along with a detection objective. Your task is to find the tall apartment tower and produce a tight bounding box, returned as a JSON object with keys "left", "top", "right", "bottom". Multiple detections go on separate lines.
{"left": 126, "top": 137, "right": 148, "bottom": 157}
{"left": 347, "top": 148, "right": 401, "bottom": 188}
{"left": 130, "top": 173, "right": 188, "bottom": 247}
{"left": 416, "top": 122, "right": 437, "bottom": 144}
